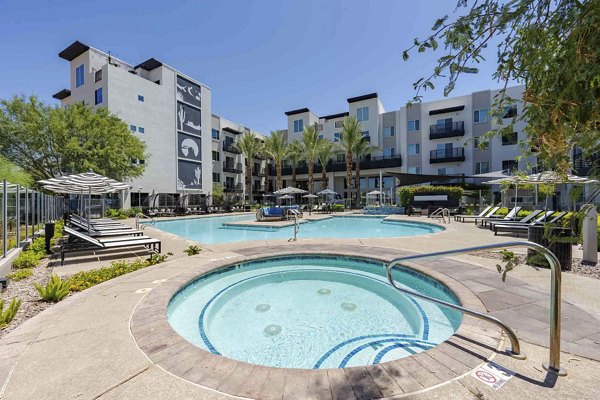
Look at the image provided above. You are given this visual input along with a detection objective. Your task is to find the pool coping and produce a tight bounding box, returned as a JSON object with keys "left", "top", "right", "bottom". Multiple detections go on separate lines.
{"left": 130, "top": 245, "right": 505, "bottom": 399}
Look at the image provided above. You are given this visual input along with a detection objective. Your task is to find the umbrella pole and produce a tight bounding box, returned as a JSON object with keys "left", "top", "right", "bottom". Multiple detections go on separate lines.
{"left": 88, "top": 187, "right": 91, "bottom": 234}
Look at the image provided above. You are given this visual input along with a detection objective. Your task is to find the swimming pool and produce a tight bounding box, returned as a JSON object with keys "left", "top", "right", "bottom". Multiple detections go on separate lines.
{"left": 167, "top": 255, "right": 462, "bottom": 369}
{"left": 149, "top": 214, "right": 443, "bottom": 244}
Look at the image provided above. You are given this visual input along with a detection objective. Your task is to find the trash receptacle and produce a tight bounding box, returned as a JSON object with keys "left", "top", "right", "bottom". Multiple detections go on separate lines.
{"left": 528, "top": 225, "right": 573, "bottom": 270}
{"left": 45, "top": 222, "right": 55, "bottom": 254}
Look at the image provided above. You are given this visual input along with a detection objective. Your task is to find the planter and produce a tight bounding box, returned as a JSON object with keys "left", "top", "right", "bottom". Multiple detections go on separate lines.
{"left": 527, "top": 225, "right": 573, "bottom": 271}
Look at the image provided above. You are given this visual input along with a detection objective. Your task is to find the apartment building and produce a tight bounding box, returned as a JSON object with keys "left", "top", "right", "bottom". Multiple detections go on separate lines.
{"left": 53, "top": 40, "right": 537, "bottom": 207}
{"left": 53, "top": 41, "right": 266, "bottom": 207}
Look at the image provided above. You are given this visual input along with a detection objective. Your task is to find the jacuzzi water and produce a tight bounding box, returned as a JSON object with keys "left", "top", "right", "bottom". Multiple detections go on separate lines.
{"left": 167, "top": 256, "right": 462, "bottom": 369}
{"left": 149, "top": 215, "right": 443, "bottom": 244}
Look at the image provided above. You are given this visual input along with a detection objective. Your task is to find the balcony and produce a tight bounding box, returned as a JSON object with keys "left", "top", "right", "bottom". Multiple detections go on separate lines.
{"left": 252, "top": 185, "right": 266, "bottom": 193}
{"left": 254, "top": 153, "right": 265, "bottom": 160}
{"left": 280, "top": 155, "right": 402, "bottom": 175}
{"left": 223, "top": 162, "right": 243, "bottom": 173}
{"left": 224, "top": 183, "right": 244, "bottom": 193}
{"left": 254, "top": 168, "right": 267, "bottom": 177}
{"left": 573, "top": 153, "right": 599, "bottom": 176}
{"left": 222, "top": 142, "right": 241, "bottom": 154}
{"left": 429, "top": 121, "right": 465, "bottom": 139}
{"left": 430, "top": 148, "right": 465, "bottom": 163}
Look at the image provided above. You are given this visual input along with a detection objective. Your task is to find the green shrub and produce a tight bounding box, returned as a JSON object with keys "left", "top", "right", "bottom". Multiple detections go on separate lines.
{"left": 148, "top": 252, "right": 172, "bottom": 265}
{"left": 397, "top": 186, "right": 464, "bottom": 208}
{"left": 105, "top": 208, "right": 143, "bottom": 219}
{"left": 28, "top": 236, "right": 47, "bottom": 255}
{"left": 11, "top": 251, "right": 42, "bottom": 269}
{"left": 0, "top": 298, "right": 22, "bottom": 329}
{"left": 183, "top": 245, "right": 202, "bottom": 256}
{"left": 332, "top": 204, "right": 344, "bottom": 212}
{"left": 7, "top": 268, "right": 33, "bottom": 281}
{"left": 35, "top": 274, "right": 70, "bottom": 302}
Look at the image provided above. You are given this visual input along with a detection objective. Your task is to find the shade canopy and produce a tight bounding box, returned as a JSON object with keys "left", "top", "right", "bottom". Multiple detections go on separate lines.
{"left": 273, "top": 186, "right": 307, "bottom": 195}
{"left": 279, "top": 194, "right": 294, "bottom": 199}
{"left": 302, "top": 194, "right": 318, "bottom": 198}
{"left": 484, "top": 171, "right": 597, "bottom": 186}
{"left": 317, "top": 189, "right": 338, "bottom": 196}
{"left": 470, "top": 170, "right": 511, "bottom": 179}
{"left": 367, "top": 190, "right": 381, "bottom": 195}
{"left": 39, "top": 171, "right": 130, "bottom": 194}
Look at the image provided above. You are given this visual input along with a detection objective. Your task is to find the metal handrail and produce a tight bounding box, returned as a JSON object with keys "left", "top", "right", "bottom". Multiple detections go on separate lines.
{"left": 386, "top": 240, "right": 566, "bottom": 376}
{"left": 135, "top": 213, "right": 156, "bottom": 230}
{"left": 429, "top": 208, "right": 451, "bottom": 224}
{"left": 288, "top": 209, "right": 300, "bottom": 241}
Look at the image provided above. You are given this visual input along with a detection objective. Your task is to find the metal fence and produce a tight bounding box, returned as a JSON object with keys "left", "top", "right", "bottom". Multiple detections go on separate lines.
{"left": 1, "top": 180, "right": 64, "bottom": 259}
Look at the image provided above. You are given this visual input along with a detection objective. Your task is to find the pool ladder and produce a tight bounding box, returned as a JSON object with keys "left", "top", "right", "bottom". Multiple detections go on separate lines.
{"left": 135, "top": 213, "right": 156, "bottom": 230}
{"left": 288, "top": 209, "right": 300, "bottom": 242}
{"left": 430, "top": 207, "right": 450, "bottom": 224}
{"left": 386, "top": 241, "right": 566, "bottom": 376}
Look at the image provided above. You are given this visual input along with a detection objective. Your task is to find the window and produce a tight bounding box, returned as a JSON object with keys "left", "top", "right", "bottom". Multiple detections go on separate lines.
{"left": 383, "top": 126, "right": 395, "bottom": 137}
{"left": 384, "top": 147, "right": 395, "bottom": 157}
{"left": 502, "top": 160, "right": 518, "bottom": 172}
{"left": 212, "top": 151, "right": 220, "bottom": 161}
{"left": 475, "top": 162, "right": 490, "bottom": 174}
{"left": 76, "top": 64, "right": 84, "bottom": 87}
{"left": 503, "top": 105, "right": 518, "bottom": 118}
{"left": 318, "top": 134, "right": 324, "bottom": 140}
{"left": 408, "top": 166, "right": 421, "bottom": 174}
{"left": 361, "top": 131, "right": 370, "bottom": 143}
{"left": 407, "top": 120, "right": 420, "bottom": 132}
{"left": 139, "top": 159, "right": 145, "bottom": 165}
{"left": 316, "top": 124, "right": 323, "bottom": 131}
{"left": 138, "top": 127, "right": 145, "bottom": 134}
{"left": 94, "top": 88, "right": 103, "bottom": 105}
{"left": 336, "top": 153, "right": 345, "bottom": 163}
{"left": 437, "top": 167, "right": 453, "bottom": 175}
{"left": 357, "top": 107, "right": 369, "bottom": 122}
{"left": 129, "top": 125, "right": 137, "bottom": 132}
{"left": 212, "top": 173, "right": 221, "bottom": 183}
{"left": 333, "top": 132, "right": 341, "bottom": 142}
{"left": 382, "top": 176, "right": 394, "bottom": 188}
{"left": 138, "top": 95, "right": 144, "bottom": 102}
{"left": 473, "top": 109, "right": 489, "bottom": 123}
{"left": 211, "top": 129, "right": 220, "bottom": 140}
{"left": 408, "top": 143, "right": 420, "bottom": 155}
{"left": 335, "top": 121, "right": 343, "bottom": 128}
{"left": 473, "top": 136, "right": 489, "bottom": 149}
{"left": 94, "top": 70, "right": 102, "bottom": 82}
{"left": 502, "top": 132, "right": 518, "bottom": 146}
{"left": 293, "top": 119, "right": 304, "bottom": 133}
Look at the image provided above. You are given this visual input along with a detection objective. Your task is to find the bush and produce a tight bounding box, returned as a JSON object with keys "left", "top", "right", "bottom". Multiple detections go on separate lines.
{"left": 11, "top": 251, "right": 42, "bottom": 269}
{"left": 0, "top": 298, "right": 22, "bottom": 329}
{"left": 28, "top": 236, "right": 47, "bottom": 255}
{"left": 183, "top": 245, "right": 202, "bottom": 256}
{"left": 397, "top": 186, "right": 464, "bottom": 208}
{"left": 7, "top": 268, "right": 33, "bottom": 281}
{"left": 106, "top": 208, "right": 143, "bottom": 219}
{"left": 35, "top": 274, "right": 70, "bottom": 302}
{"left": 332, "top": 204, "right": 344, "bottom": 212}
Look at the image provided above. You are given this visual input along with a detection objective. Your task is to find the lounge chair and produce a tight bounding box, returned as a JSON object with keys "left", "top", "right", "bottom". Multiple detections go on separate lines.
{"left": 257, "top": 207, "right": 285, "bottom": 221}
{"left": 69, "top": 219, "right": 144, "bottom": 237}
{"left": 486, "top": 209, "right": 544, "bottom": 230}
{"left": 493, "top": 211, "right": 567, "bottom": 236}
{"left": 60, "top": 227, "right": 161, "bottom": 265}
{"left": 454, "top": 205, "right": 493, "bottom": 222}
{"left": 476, "top": 207, "right": 522, "bottom": 226}
{"left": 456, "top": 206, "right": 501, "bottom": 223}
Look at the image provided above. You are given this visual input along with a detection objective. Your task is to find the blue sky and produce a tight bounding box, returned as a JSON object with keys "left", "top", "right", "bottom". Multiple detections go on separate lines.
{"left": 0, "top": 0, "right": 508, "bottom": 134}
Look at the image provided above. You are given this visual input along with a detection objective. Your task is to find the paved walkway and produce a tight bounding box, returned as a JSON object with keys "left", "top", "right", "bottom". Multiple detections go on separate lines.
{"left": 1, "top": 214, "right": 599, "bottom": 399}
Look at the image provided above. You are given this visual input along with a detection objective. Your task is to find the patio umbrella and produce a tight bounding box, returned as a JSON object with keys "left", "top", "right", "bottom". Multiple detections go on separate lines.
{"left": 484, "top": 175, "right": 525, "bottom": 209}
{"left": 317, "top": 189, "right": 337, "bottom": 196}
{"left": 279, "top": 194, "right": 294, "bottom": 206}
{"left": 274, "top": 186, "right": 307, "bottom": 195}
{"left": 367, "top": 190, "right": 382, "bottom": 206}
{"left": 39, "top": 171, "right": 131, "bottom": 233}
{"left": 302, "top": 193, "right": 318, "bottom": 212}
{"left": 520, "top": 171, "right": 597, "bottom": 210}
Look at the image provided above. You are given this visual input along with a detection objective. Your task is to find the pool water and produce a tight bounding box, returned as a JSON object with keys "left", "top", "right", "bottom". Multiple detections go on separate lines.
{"left": 149, "top": 215, "right": 443, "bottom": 244}
{"left": 167, "top": 256, "right": 462, "bottom": 369}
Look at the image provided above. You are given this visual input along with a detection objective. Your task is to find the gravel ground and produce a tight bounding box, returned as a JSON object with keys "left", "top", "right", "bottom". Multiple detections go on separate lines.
{"left": 0, "top": 255, "right": 55, "bottom": 338}
{"left": 471, "top": 250, "right": 600, "bottom": 280}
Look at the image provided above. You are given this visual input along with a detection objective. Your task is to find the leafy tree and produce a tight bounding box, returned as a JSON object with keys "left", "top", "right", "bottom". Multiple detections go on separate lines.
{"left": 353, "top": 138, "right": 378, "bottom": 194}
{"left": 286, "top": 140, "right": 303, "bottom": 188}
{"left": 264, "top": 130, "right": 289, "bottom": 192}
{"left": 404, "top": 0, "right": 600, "bottom": 173}
{"left": 0, "top": 96, "right": 147, "bottom": 184}
{"left": 0, "top": 156, "right": 32, "bottom": 187}
{"left": 300, "top": 124, "right": 321, "bottom": 194}
{"left": 339, "top": 116, "right": 363, "bottom": 201}
{"left": 317, "top": 139, "right": 338, "bottom": 190}
{"left": 235, "top": 131, "right": 263, "bottom": 203}
{"left": 212, "top": 182, "right": 224, "bottom": 207}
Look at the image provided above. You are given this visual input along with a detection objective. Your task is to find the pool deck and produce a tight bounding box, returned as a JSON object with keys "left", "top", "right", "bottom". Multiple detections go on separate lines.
{"left": 1, "top": 214, "right": 600, "bottom": 399}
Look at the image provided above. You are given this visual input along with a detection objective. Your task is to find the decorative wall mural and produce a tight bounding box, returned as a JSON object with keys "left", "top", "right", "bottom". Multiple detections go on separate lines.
{"left": 178, "top": 133, "right": 202, "bottom": 161}
{"left": 177, "top": 102, "right": 201, "bottom": 135}
{"left": 176, "top": 76, "right": 201, "bottom": 108}
{"left": 178, "top": 160, "right": 202, "bottom": 190}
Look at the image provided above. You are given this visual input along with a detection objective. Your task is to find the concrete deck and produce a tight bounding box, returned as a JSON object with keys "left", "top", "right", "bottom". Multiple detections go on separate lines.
{"left": 1, "top": 214, "right": 599, "bottom": 399}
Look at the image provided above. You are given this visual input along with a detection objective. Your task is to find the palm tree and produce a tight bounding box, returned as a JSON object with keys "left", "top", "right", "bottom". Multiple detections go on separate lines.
{"left": 300, "top": 124, "right": 321, "bottom": 194}
{"left": 235, "top": 131, "right": 264, "bottom": 204}
{"left": 353, "top": 137, "right": 378, "bottom": 197}
{"left": 286, "top": 140, "right": 303, "bottom": 188}
{"left": 339, "top": 116, "right": 363, "bottom": 203}
{"left": 264, "top": 130, "right": 289, "bottom": 192}
{"left": 317, "top": 140, "right": 338, "bottom": 190}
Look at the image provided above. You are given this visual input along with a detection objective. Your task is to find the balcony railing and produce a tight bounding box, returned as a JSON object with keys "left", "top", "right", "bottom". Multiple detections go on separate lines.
{"left": 252, "top": 185, "right": 266, "bottom": 193}
{"left": 222, "top": 142, "right": 241, "bottom": 154}
{"left": 254, "top": 168, "right": 267, "bottom": 176}
{"left": 281, "top": 155, "right": 402, "bottom": 175}
{"left": 429, "top": 121, "right": 465, "bottom": 139}
{"left": 430, "top": 148, "right": 465, "bottom": 163}
{"left": 223, "top": 162, "right": 243, "bottom": 173}
{"left": 224, "top": 183, "right": 244, "bottom": 192}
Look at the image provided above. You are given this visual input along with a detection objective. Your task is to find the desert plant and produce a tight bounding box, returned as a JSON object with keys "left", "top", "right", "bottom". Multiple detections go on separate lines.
{"left": 35, "top": 274, "right": 70, "bottom": 302}
{"left": 495, "top": 250, "right": 521, "bottom": 282}
{"left": 7, "top": 268, "right": 33, "bottom": 281}
{"left": 11, "top": 251, "right": 42, "bottom": 269}
{"left": 147, "top": 252, "right": 172, "bottom": 265}
{"left": 0, "top": 298, "right": 22, "bottom": 329}
{"left": 183, "top": 245, "right": 202, "bottom": 256}
{"left": 28, "top": 236, "right": 47, "bottom": 255}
